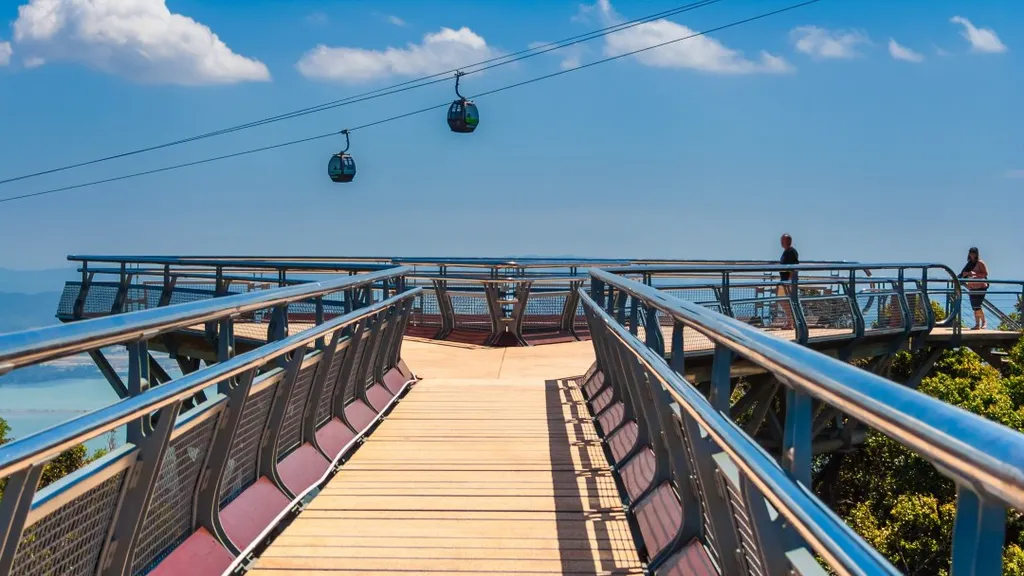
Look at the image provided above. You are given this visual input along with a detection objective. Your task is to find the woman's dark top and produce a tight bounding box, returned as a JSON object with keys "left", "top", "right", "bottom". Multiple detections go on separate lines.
{"left": 780, "top": 247, "right": 799, "bottom": 281}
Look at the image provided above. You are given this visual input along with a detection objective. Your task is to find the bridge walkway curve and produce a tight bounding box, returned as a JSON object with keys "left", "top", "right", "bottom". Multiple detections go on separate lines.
{"left": 247, "top": 341, "right": 649, "bottom": 575}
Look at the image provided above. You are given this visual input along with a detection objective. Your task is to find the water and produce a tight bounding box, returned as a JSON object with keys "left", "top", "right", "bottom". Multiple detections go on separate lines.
{"left": 0, "top": 377, "right": 123, "bottom": 452}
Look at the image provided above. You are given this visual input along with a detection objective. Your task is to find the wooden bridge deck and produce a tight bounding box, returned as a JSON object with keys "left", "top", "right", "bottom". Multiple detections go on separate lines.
{"left": 248, "top": 341, "right": 645, "bottom": 575}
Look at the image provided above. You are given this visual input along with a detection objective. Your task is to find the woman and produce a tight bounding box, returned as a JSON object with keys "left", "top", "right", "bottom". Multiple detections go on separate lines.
{"left": 959, "top": 247, "right": 989, "bottom": 330}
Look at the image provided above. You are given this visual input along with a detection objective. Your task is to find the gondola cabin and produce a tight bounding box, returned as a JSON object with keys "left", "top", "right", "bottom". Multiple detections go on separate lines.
{"left": 447, "top": 99, "right": 479, "bottom": 133}
{"left": 328, "top": 153, "right": 356, "bottom": 183}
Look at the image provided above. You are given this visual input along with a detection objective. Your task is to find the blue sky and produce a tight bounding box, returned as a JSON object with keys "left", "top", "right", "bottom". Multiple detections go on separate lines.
{"left": 0, "top": 0, "right": 1020, "bottom": 276}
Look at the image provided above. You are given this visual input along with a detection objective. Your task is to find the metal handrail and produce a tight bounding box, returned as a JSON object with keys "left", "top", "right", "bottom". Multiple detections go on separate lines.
{"left": 580, "top": 288, "right": 897, "bottom": 575}
{"left": 68, "top": 255, "right": 631, "bottom": 269}
{"left": 0, "top": 266, "right": 410, "bottom": 373}
{"left": 0, "top": 287, "right": 421, "bottom": 480}
{"left": 590, "top": 268, "right": 1024, "bottom": 509}
{"left": 604, "top": 262, "right": 956, "bottom": 275}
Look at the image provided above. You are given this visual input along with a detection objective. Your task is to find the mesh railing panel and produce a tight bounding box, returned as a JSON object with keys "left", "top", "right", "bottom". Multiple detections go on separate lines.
{"left": 343, "top": 332, "right": 369, "bottom": 405}
{"left": 277, "top": 362, "right": 320, "bottom": 457}
{"left": 522, "top": 294, "right": 566, "bottom": 332}
{"left": 315, "top": 345, "right": 348, "bottom": 426}
{"left": 858, "top": 287, "right": 904, "bottom": 331}
{"left": 220, "top": 382, "right": 278, "bottom": 506}
{"left": 363, "top": 322, "right": 387, "bottom": 386}
{"left": 55, "top": 283, "right": 80, "bottom": 317}
{"left": 11, "top": 470, "right": 127, "bottom": 576}
{"left": 59, "top": 282, "right": 121, "bottom": 316}
{"left": 410, "top": 290, "right": 441, "bottom": 327}
{"left": 800, "top": 290, "right": 855, "bottom": 335}
{"left": 448, "top": 286, "right": 490, "bottom": 331}
{"left": 131, "top": 415, "right": 220, "bottom": 575}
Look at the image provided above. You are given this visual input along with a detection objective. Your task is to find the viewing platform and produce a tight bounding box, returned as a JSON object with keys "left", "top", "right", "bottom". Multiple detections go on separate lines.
{"left": 0, "top": 256, "right": 1021, "bottom": 576}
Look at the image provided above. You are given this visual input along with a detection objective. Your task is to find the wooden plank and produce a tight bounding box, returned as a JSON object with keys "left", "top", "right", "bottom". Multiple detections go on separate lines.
{"left": 250, "top": 364, "right": 643, "bottom": 574}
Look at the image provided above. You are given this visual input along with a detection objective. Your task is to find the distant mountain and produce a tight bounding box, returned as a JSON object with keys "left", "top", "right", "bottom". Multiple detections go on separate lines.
{"left": 0, "top": 267, "right": 76, "bottom": 294}
{"left": 0, "top": 292, "right": 62, "bottom": 333}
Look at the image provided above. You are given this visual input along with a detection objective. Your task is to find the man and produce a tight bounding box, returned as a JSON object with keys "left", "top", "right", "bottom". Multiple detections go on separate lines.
{"left": 777, "top": 234, "right": 799, "bottom": 329}
{"left": 779, "top": 233, "right": 799, "bottom": 280}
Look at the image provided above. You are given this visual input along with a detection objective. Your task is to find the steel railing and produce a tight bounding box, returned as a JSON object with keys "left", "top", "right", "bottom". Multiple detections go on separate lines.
{"left": 0, "top": 269, "right": 418, "bottom": 575}
{"left": 583, "top": 268, "right": 1024, "bottom": 575}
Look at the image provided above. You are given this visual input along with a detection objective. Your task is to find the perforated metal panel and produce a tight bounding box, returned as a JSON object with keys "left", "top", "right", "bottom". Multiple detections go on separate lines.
{"left": 718, "top": 466, "right": 764, "bottom": 576}
{"left": 363, "top": 322, "right": 386, "bottom": 385}
{"left": 220, "top": 382, "right": 278, "bottom": 506}
{"left": 316, "top": 344, "right": 348, "bottom": 425}
{"left": 343, "top": 333, "right": 368, "bottom": 404}
{"left": 131, "top": 414, "right": 220, "bottom": 575}
{"left": 278, "top": 362, "right": 320, "bottom": 457}
{"left": 11, "top": 470, "right": 126, "bottom": 576}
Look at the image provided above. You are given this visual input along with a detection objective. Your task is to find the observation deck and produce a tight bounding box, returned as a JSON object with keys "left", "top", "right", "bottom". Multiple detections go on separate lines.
{"left": 0, "top": 256, "right": 1021, "bottom": 576}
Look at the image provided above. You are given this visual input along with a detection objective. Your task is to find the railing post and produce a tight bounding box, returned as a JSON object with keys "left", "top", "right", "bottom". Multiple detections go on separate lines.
{"left": 643, "top": 304, "right": 664, "bottom": 356}
{"left": 591, "top": 277, "right": 605, "bottom": 307}
{"left": 73, "top": 268, "right": 94, "bottom": 320}
{"left": 950, "top": 486, "right": 1006, "bottom": 575}
{"left": 314, "top": 296, "right": 326, "bottom": 350}
{"left": 99, "top": 394, "right": 182, "bottom": 576}
{"left": 791, "top": 272, "right": 809, "bottom": 344}
{"left": 669, "top": 320, "right": 685, "bottom": 375}
{"left": 111, "top": 265, "right": 133, "bottom": 314}
{"left": 157, "top": 265, "right": 176, "bottom": 307}
{"left": 0, "top": 465, "right": 44, "bottom": 574}
{"left": 628, "top": 295, "right": 639, "bottom": 337}
{"left": 709, "top": 344, "right": 733, "bottom": 411}
{"left": 196, "top": 368, "right": 257, "bottom": 555}
{"left": 260, "top": 343, "right": 310, "bottom": 496}
{"left": 849, "top": 269, "right": 865, "bottom": 339}
{"left": 781, "top": 384, "right": 812, "bottom": 487}
{"left": 896, "top": 268, "right": 913, "bottom": 338}
{"left": 721, "top": 272, "right": 734, "bottom": 317}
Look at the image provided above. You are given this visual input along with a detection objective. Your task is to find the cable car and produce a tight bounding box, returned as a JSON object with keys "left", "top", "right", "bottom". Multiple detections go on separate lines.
{"left": 447, "top": 71, "right": 479, "bottom": 134}
{"left": 328, "top": 130, "right": 356, "bottom": 183}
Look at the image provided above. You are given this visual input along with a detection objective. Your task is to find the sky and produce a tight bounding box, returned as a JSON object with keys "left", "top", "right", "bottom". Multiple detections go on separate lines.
{"left": 0, "top": 0, "right": 1020, "bottom": 275}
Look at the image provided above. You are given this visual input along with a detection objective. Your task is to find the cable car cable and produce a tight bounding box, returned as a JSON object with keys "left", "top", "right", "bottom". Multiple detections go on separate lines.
{"left": 0, "top": 0, "right": 821, "bottom": 205}
{"left": 0, "top": 0, "right": 724, "bottom": 187}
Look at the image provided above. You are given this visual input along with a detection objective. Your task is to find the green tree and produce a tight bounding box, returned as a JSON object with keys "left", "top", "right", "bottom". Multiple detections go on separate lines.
{"left": 821, "top": 338, "right": 1024, "bottom": 574}
{"left": 0, "top": 416, "right": 110, "bottom": 499}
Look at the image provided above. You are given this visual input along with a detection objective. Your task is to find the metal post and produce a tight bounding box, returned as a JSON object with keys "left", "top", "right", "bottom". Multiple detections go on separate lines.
{"left": 709, "top": 345, "right": 733, "bottom": 411}
{"left": 99, "top": 400, "right": 181, "bottom": 576}
{"left": 781, "top": 384, "right": 812, "bottom": 487}
{"left": 0, "top": 465, "right": 45, "bottom": 574}
{"left": 195, "top": 369, "right": 257, "bottom": 555}
{"left": 950, "top": 486, "right": 1006, "bottom": 575}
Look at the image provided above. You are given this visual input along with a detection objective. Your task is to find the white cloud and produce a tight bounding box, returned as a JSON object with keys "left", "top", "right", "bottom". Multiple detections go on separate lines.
{"left": 950, "top": 16, "right": 1006, "bottom": 54}
{"left": 11, "top": 0, "right": 270, "bottom": 85}
{"left": 0, "top": 42, "right": 11, "bottom": 67}
{"left": 888, "top": 39, "right": 923, "bottom": 63}
{"left": 387, "top": 15, "right": 408, "bottom": 27}
{"left": 790, "top": 26, "right": 870, "bottom": 59}
{"left": 528, "top": 40, "right": 583, "bottom": 70}
{"left": 24, "top": 56, "right": 44, "bottom": 68}
{"left": 934, "top": 45, "right": 949, "bottom": 57}
{"left": 591, "top": 0, "right": 792, "bottom": 75}
{"left": 297, "top": 27, "right": 500, "bottom": 82}
{"left": 307, "top": 12, "right": 328, "bottom": 26}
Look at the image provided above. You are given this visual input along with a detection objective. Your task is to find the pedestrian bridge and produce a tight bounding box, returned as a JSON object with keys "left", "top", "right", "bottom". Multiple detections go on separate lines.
{"left": 0, "top": 258, "right": 1022, "bottom": 575}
